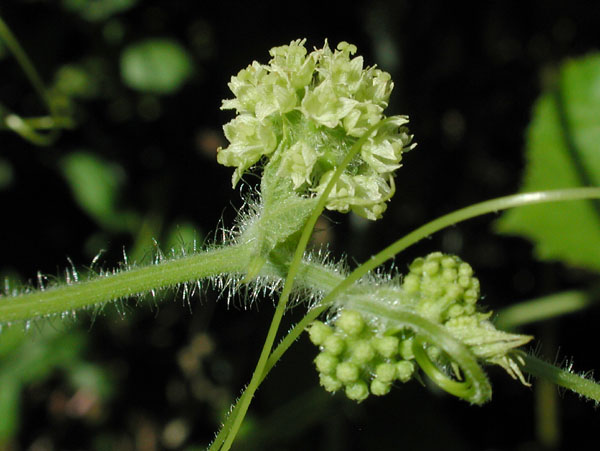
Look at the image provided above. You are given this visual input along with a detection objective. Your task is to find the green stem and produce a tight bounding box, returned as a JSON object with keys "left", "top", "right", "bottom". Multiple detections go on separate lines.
{"left": 494, "top": 290, "right": 594, "bottom": 330}
{"left": 0, "top": 16, "right": 60, "bottom": 145}
{"left": 215, "top": 118, "right": 397, "bottom": 451}
{"left": 0, "top": 244, "right": 252, "bottom": 323}
{"left": 263, "top": 188, "right": 600, "bottom": 392}
{"left": 522, "top": 354, "right": 600, "bottom": 402}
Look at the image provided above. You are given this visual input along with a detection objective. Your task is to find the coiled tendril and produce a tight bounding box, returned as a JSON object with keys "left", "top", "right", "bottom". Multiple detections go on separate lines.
{"left": 307, "top": 252, "right": 532, "bottom": 403}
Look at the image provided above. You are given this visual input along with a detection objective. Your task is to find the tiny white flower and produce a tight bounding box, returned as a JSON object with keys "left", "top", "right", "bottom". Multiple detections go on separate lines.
{"left": 277, "top": 141, "right": 322, "bottom": 189}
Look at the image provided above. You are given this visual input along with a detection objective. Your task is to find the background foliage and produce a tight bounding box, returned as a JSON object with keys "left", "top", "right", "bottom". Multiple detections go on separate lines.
{"left": 1, "top": 1, "right": 600, "bottom": 450}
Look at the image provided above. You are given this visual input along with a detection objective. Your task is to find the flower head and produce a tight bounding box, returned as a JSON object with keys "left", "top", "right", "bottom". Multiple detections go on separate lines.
{"left": 218, "top": 39, "right": 415, "bottom": 220}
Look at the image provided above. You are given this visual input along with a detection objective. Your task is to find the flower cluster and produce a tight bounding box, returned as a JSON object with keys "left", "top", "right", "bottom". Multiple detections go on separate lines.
{"left": 307, "top": 252, "right": 532, "bottom": 402}
{"left": 217, "top": 39, "right": 415, "bottom": 220}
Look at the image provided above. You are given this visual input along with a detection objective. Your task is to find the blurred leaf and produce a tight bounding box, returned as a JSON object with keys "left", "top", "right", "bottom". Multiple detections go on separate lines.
{"left": 0, "top": 374, "right": 20, "bottom": 442}
{"left": 68, "top": 363, "right": 115, "bottom": 400}
{"left": 0, "top": 325, "right": 90, "bottom": 442}
{"left": 61, "top": 151, "right": 138, "bottom": 232}
{"left": 120, "top": 39, "right": 194, "bottom": 94}
{"left": 53, "top": 64, "right": 99, "bottom": 99}
{"left": 495, "top": 54, "right": 600, "bottom": 272}
{"left": 165, "top": 221, "right": 202, "bottom": 254}
{"left": 62, "top": 0, "right": 138, "bottom": 22}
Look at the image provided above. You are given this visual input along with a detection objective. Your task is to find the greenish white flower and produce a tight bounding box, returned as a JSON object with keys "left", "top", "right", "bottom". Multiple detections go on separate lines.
{"left": 220, "top": 114, "right": 277, "bottom": 186}
{"left": 218, "top": 38, "right": 416, "bottom": 220}
{"left": 276, "top": 140, "right": 322, "bottom": 189}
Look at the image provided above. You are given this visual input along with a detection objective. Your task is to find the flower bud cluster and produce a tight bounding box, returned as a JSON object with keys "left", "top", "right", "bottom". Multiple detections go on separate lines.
{"left": 307, "top": 310, "right": 415, "bottom": 402}
{"left": 307, "top": 252, "right": 532, "bottom": 402}
{"left": 401, "top": 251, "right": 481, "bottom": 324}
{"left": 218, "top": 39, "right": 415, "bottom": 220}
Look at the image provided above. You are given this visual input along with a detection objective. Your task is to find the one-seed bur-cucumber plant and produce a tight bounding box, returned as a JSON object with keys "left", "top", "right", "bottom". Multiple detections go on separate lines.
{"left": 2, "top": 30, "right": 600, "bottom": 450}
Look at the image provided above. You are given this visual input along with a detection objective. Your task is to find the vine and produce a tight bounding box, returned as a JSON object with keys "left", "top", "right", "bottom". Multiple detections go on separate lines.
{"left": 2, "top": 33, "right": 600, "bottom": 450}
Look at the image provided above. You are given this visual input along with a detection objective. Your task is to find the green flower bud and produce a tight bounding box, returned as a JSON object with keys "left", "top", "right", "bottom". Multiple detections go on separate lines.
{"left": 372, "top": 335, "right": 399, "bottom": 358}
{"left": 370, "top": 379, "right": 391, "bottom": 396}
{"left": 307, "top": 321, "right": 332, "bottom": 346}
{"left": 336, "top": 361, "right": 360, "bottom": 383}
{"left": 319, "top": 373, "right": 343, "bottom": 393}
{"left": 375, "top": 362, "right": 397, "bottom": 382}
{"left": 395, "top": 360, "right": 415, "bottom": 383}
{"left": 336, "top": 310, "right": 365, "bottom": 336}
{"left": 314, "top": 352, "right": 338, "bottom": 375}
{"left": 345, "top": 381, "right": 369, "bottom": 402}
{"left": 323, "top": 334, "right": 345, "bottom": 356}
{"left": 351, "top": 340, "right": 375, "bottom": 364}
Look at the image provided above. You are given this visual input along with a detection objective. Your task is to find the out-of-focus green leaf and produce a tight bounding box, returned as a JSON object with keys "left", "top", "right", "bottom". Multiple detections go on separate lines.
{"left": 62, "top": 0, "right": 138, "bottom": 22}
{"left": 61, "top": 151, "right": 138, "bottom": 232}
{"left": 120, "top": 39, "right": 194, "bottom": 94}
{"left": 165, "top": 221, "right": 202, "bottom": 254}
{"left": 0, "top": 374, "right": 20, "bottom": 442}
{"left": 68, "top": 363, "right": 115, "bottom": 400}
{"left": 495, "top": 54, "right": 600, "bottom": 272}
{"left": 53, "top": 64, "right": 99, "bottom": 99}
{"left": 0, "top": 325, "right": 90, "bottom": 442}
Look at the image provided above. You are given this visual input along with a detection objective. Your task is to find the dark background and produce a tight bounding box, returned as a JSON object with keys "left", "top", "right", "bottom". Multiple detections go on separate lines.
{"left": 1, "top": 1, "right": 600, "bottom": 450}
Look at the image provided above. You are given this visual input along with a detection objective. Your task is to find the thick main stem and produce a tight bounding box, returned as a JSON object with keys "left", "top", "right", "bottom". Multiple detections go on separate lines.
{"left": 0, "top": 244, "right": 252, "bottom": 322}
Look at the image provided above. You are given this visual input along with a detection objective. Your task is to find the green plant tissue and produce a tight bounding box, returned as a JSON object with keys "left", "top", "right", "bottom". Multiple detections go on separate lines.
{"left": 495, "top": 53, "right": 600, "bottom": 272}
{"left": 120, "top": 38, "right": 194, "bottom": 94}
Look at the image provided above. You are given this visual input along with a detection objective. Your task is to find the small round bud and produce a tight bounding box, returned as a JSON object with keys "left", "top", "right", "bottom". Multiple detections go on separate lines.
{"left": 319, "top": 374, "right": 343, "bottom": 392}
{"left": 408, "top": 257, "right": 424, "bottom": 273}
{"left": 442, "top": 268, "right": 457, "bottom": 282}
{"left": 351, "top": 340, "right": 375, "bottom": 364}
{"left": 336, "top": 310, "right": 365, "bottom": 336}
{"left": 458, "top": 262, "right": 473, "bottom": 277}
{"left": 399, "top": 337, "right": 415, "bottom": 360}
{"left": 307, "top": 321, "right": 333, "bottom": 345}
{"left": 375, "top": 362, "right": 397, "bottom": 382}
{"left": 447, "top": 304, "right": 464, "bottom": 318}
{"left": 314, "top": 352, "right": 338, "bottom": 374}
{"left": 423, "top": 260, "right": 440, "bottom": 276}
{"left": 402, "top": 273, "right": 420, "bottom": 293}
{"left": 465, "top": 289, "right": 479, "bottom": 304}
{"left": 458, "top": 275, "right": 472, "bottom": 288}
{"left": 441, "top": 256, "right": 457, "bottom": 268}
{"left": 336, "top": 361, "right": 360, "bottom": 383}
{"left": 372, "top": 335, "right": 399, "bottom": 358}
{"left": 370, "top": 379, "right": 392, "bottom": 396}
{"left": 396, "top": 360, "right": 415, "bottom": 382}
{"left": 323, "top": 334, "right": 345, "bottom": 356}
{"left": 345, "top": 381, "right": 369, "bottom": 402}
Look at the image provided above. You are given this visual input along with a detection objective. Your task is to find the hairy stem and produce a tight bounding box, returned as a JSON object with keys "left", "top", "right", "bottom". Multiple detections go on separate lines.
{"left": 265, "top": 188, "right": 600, "bottom": 382}
{"left": 215, "top": 119, "right": 397, "bottom": 451}
{"left": 0, "top": 244, "right": 252, "bottom": 323}
{"left": 521, "top": 354, "right": 600, "bottom": 403}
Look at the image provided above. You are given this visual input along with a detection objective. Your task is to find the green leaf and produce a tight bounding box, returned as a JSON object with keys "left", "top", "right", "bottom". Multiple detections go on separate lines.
{"left": 495, "top": 53, "right": 600, "bottom": 272}
{"left": 120, "top": 39, "right": 194, "bottom": 94}
{"left": 61, "top": 151, "right": 138, "bottom": 232}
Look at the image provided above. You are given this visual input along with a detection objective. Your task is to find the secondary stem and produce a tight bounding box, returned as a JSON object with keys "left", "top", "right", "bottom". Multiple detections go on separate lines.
{"left": 522, "top": 354, "right": 600, "bottom": 403}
